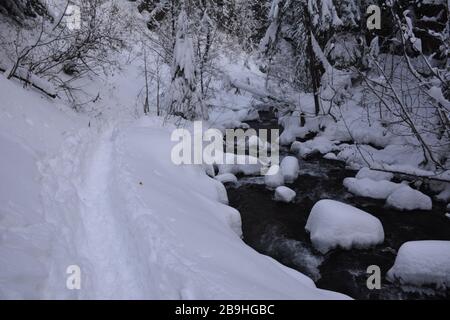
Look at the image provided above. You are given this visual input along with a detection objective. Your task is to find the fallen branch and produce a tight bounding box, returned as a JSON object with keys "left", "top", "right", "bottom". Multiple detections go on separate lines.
{"left": 0, "top": 67, "right": 57, "bottom": 99}
{"left": 369, "top": 165, "right": 450, "bottom": 184}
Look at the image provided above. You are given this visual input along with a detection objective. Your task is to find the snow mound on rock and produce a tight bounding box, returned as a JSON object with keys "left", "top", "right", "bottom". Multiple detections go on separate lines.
{"left": 343, "top": 177, "right": 402, "bottom": 200}
{"left": 274, "top": 186, "right": 296, "bottom": 203}
{"left": 217, "top": 153, "right": 261, "bottom": 176}
{"left": 265, "top": 165, "right": 284, "bottom": 189}
{"left": 293, "top": 137, "right": 338, "bottom": 158}
{"left": 323, "top": 153, "right": 338, "bottom": 160}
{"left": 280, "top": 156, "right": 299, "bottom": 183}
{"left": 387, "top": 241, "right": 450, "bottom": 289}
{"left": 386, "top": 185, "right": 432, "bottom": 211}
{"left": 355, "top": 167, "right": 394, "bottom": 181}
{"left": 215, "top": 173, "right": 238, "bottom": 184}
{"left": 305, "top": 200, "right": 384, "bottom": 254}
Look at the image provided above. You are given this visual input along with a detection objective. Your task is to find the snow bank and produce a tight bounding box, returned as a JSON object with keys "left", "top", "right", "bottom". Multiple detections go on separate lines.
{"left": 280, "top": 156, "right": 299, "bottom": 183}
{"left": 211, "top": 178, "right": 229, "bottom": 205}
{"left": 305, "top": 200, "right": 384, "bottom": 254}
{"left": 274, "top": 186, "right": 296, "bottom": 203}
{"left": 0, "top": 70, "right": 349, "bottom": 298}
{"left": 387, "top": 241, "right": 450, "bottom": 289}
{"left": 386, "top": 186, "right": 432, "bottom": 211}
{"left": 343, "top": 177, "right": 402, "bottom": 200}
{"left": 0, "top": 75, "right": 85, "bottom": 299}
{"left": 265, "top": 165, "right": 285, "bottom": 189}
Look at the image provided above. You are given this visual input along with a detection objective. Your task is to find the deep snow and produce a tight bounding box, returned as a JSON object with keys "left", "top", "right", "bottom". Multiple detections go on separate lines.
{"left": 0, "top": 74, "right": 349, "bottom": 299}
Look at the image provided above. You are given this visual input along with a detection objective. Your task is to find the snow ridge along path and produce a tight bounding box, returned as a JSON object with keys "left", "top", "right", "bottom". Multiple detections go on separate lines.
{"left": 38, "top": 118, "right": 349, "bottom": 299}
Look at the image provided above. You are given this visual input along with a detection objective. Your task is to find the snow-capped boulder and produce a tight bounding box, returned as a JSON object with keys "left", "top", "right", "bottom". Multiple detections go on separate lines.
{"left": 355, "top": 167, "right": 394, "bottom": 182}
{"left": 343, "top": 178, "right": 402, "bottom": 200}
{"left": 217, "top": 153, "right": 261, "bottom": 176}
{"left": 274, "top": 186, "right": 296, "bottom": 203}
{"left": 264, "top": 165, "right": 284, "bottom": 189}
{"left": 215, "top": 173, "right": 238, "bottom": 184}
{"left": 387, "top": 241, "right": 450, "bottom": 289}
{"left": 386, "top": 186, "right": 432, "bottom": 211}
{"left": 436, "top": 184, "right": 450, "bottom": 202}
{"left": 290, "top": 141, "right": 302, "bottom": 154}
{"left": 323, "top": 153, "right": 337, "bottom": 160}
{"left": 280, "top": 156, "right": 299, "bottom": 183}
{"left": 295, "top": 137, "right": 338, "bottom": 158}
{"left": 305, "top": 200, "right": 384, "bottom": 254}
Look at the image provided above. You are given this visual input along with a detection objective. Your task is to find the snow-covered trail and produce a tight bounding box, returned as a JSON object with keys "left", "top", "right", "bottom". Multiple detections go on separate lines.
{"left": 74, "top": 128, "right": 148, "bottom": 298}
{"left": 39, "top": 125, "right": 156, "bottom": 299}
{"left": 36, "top": 118, "right": 349, "bottom": 300}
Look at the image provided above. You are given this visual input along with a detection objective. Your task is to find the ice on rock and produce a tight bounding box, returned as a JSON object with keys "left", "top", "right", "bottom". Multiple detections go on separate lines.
{"left": 305, "top": 200, "right": 384, "bottom": 254}
{"left": 274, "top": 186, "right": 296, "bottom": 203}
{"left": 343, "top": 178, "right": 402, "bottom": 200}
{"left": 215, "top": 173, "right": 238, "bottom": 184}
{"left": 280, "top": 156, "right": 299, "bottom": 183}
{"left": 387, "top": 241, "right": 450, "bottom": 289}
{"left": 355, "top": 167, "right": 394, "bottom": 181}
{"left": 264, "top": 165, "right": 284, "bottom": 189}
{"left": 386, "top": 185, "right": 432, "bottom": 211}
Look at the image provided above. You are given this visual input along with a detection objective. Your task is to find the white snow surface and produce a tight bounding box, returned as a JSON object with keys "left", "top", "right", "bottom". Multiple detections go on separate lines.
{"left": 0, "top": 74, "right": 349, "bottom": 300}
{"left": 280, "top": 156, "right": 299, "bottom": 183}
{"left": 387, "top": 241, "right": 450, "bottom": 289}
{"left": 274, "top": 186, "right": 296, "bottom": 203}
{"left": 386, "top": 186, "right": 433, "bottom": 211}
{"left": 215, "top": 173, "right": 238, "bottom": 184}
{"left": 265, "top": 165, "right": 285, "bottom": 189}
{"left": 305, "top": 200, "right": 385, "bottom": 254}
{"left": 355, "top": 167, "right": 394, "bottom": 182}
{"left": 343, "top": 177, "right": 402, "bottom": 200}
{"left": 344, "top": 176, "right": 433, "bottom": 211}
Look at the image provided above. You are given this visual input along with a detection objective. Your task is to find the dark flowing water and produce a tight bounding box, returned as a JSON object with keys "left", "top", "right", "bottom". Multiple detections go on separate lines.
{"left": 225, "top": 111, "right": 450, "bottom": 300}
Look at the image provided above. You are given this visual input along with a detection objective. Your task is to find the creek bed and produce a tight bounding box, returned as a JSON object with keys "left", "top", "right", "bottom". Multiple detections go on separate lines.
{"left": 225, "top": 112, "right": 450, "bottom": 299}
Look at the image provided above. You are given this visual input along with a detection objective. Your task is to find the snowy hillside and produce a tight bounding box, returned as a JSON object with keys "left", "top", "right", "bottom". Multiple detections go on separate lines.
{"left": 0, "top": 68, "right": 348, "bottom": 299}
{"left": 1, "top": 0, "right": 449, "bottom": 301}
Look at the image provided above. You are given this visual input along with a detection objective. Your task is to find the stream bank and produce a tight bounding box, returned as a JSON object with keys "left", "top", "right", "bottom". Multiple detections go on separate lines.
{"left": 225, "top": 111, "right": 450, "bottom": 300}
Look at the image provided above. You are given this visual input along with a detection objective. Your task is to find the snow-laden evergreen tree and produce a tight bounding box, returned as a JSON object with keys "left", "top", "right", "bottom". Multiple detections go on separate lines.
{"left": 307, "top": 0, "right": 343, "bottom": 41}
{"left": 166, "top": 7, "right": 205, "bottom": 120}
{"left": 260, "top": 0, "right": 282, "bottom": 56}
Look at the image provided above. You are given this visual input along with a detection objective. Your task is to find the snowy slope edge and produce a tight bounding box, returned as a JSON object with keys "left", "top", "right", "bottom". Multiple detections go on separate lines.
{"left": 0, "top": 75, "right": 349, "bottom": 299}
